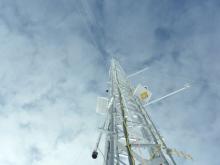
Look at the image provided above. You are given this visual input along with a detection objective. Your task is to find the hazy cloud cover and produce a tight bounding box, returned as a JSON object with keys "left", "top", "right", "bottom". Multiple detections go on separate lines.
{"left": 0, "top": 0, "right": 219, "bottom": 165}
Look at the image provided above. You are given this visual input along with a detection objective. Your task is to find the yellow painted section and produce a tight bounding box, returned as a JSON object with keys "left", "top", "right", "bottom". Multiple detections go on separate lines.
{"left": 140, "top": 91, "right": 148, "bottom": 100}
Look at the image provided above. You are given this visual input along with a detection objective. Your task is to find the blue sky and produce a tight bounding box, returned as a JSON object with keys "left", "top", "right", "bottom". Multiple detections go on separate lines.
{"left": 0, "top": 0, "right": 219, "bottom": 165}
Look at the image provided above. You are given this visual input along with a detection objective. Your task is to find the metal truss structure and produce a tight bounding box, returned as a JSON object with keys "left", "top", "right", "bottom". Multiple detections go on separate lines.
{"left": 92, "top": 59, "right": 192, "bottom": 165}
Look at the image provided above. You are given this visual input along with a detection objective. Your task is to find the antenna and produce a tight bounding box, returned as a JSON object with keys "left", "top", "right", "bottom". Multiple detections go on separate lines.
{"left": 92, "top": 59, "right": 191, "bottom": 165}
{"left": 144, "top": 83, "right": 191, "bottom": 106}
{"left": 127, "top": 66, "right": 149, "bottom": 78}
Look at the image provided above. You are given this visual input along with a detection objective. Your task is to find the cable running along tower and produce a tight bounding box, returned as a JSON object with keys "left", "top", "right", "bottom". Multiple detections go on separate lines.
{"left": 92, "top": 59, "right": 192, "bottom": 165}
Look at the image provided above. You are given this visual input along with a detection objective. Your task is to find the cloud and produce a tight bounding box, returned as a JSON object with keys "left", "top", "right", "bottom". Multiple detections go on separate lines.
{"left": 0, "top": 0, "right": 219, "bottom": 165}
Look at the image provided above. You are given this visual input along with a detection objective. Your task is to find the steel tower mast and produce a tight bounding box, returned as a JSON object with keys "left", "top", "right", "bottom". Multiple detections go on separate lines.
{"left": 92, "top": 59, "right": 191, "bottom": 165}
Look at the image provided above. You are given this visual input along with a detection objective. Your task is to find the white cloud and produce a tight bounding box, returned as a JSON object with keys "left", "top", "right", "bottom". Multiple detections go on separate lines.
{"left": 0, "top": 0, "right": 219, "bottom": 165}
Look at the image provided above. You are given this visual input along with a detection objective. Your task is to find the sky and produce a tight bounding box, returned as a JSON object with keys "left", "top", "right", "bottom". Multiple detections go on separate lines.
{"left": 0, "top": 0, "right": 219, "bottom": 165}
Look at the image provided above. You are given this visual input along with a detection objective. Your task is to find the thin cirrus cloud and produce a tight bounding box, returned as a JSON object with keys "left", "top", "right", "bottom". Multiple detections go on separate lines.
{"left": 0, "top": 0, "right": 219, "bottom": 165}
